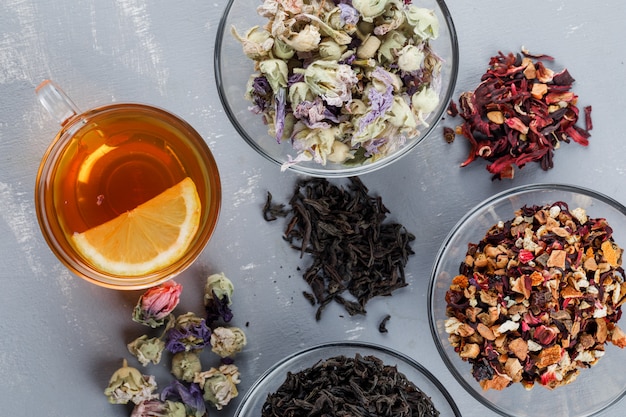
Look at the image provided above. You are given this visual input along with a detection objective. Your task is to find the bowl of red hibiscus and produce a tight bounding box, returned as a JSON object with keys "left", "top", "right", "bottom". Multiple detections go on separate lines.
{"left": 428, "top": 183, "right": 626, "bottom": 417}
{"left": 234, "top": 341, "right": 461, "bottom": 417}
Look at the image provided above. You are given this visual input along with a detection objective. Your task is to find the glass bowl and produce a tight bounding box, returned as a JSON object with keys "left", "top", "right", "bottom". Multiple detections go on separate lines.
{"left": 234, "top": 341, "right": 461, "bottom": 416}
{"left": 215, "top": 0, "right": 458, "bottom": 177}
{"left": 428, "top": 183, "right": 626, "bottom": 417}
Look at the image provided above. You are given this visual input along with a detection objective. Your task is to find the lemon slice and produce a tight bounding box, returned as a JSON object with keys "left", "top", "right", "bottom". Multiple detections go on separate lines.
{"left": 72, "top": 177, "right": 201, "bottom": 276}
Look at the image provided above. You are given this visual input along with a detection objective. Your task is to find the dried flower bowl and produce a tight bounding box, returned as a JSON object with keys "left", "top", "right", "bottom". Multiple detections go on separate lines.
{"left": 428, "top": 184, "right": 626, "bottom": 417}
{"left": 215, "top": 0, "right": 458, "bottom": 177}
{"left": 234, "top": 341, "right": 461, "bottom": 416}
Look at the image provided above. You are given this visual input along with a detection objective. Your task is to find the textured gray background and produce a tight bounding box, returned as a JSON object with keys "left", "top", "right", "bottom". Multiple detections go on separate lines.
{"left": 1, "top": 0, "right": 625, "bottom": 415}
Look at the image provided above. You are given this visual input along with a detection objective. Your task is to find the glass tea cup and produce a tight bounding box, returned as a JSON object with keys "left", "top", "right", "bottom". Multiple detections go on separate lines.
{"left": 35, "top": 80, "right": 221, "bottom": 290}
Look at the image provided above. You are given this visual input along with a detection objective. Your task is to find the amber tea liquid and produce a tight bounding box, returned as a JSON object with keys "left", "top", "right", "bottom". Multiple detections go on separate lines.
{"left": 54, "top": 108, "right": 198, "bottom": 233}
{"left": 36, "top": 102, "right": 221, "bottom": 286}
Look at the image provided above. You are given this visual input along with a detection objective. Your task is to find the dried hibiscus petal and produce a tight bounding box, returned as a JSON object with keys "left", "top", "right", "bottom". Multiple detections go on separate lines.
{"left": 445, "top": 50, "right": 592, "bottom": 180}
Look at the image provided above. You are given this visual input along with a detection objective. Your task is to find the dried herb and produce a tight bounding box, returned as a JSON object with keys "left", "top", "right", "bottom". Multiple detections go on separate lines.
{"left": 446, "top": 49, "right": 592, "bottom": 180}
{"left": 379, "top": 314, "right": 392, "bottom": 333}
{"left": 444, "top": 203, "right": 626, "bottom": 390}
{"left": 261, "top": 353, "right": 440, "bottom": 417}
{"left": 262, "top": 191, "right": 289, "bottom": 221}
{"left": 264, "top": 177, "right": 415, "bottom": 320}
{"left": 442, "top": 126, "right": 456, "bottom": 144}
{"left": 107, "top": 274, "right": 246, "bottom": 415}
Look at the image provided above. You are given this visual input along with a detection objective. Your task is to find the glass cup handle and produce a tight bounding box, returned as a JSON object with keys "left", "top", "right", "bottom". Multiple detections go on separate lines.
{"left": 35, "top": 80, "right": 82, "bottom": 126}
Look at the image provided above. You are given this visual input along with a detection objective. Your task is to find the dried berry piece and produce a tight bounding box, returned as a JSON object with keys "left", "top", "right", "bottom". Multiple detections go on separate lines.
{"left": 446, "top": 50, "right": 592, "bottom": 180}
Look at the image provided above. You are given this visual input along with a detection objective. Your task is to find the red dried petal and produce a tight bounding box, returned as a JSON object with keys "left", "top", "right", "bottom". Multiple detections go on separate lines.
{"left": 534, "top": 325, "right": 558, "bottom": 345}
{"left": 505, "top": 117, "right": 529, "bottom": 134}
{"left": 519, "top": 250, "right": 535, "bottom": 264}
{"left": 552, "top": 68, "right": 575, "bottom": 86}
{"left": 521, "top": 48, "right": 555, "bottom": 61}
{"left": 447, "top": 100, "right": 459, "bottom": 117}
{"left": 448, "top": 49, "right": 591, "bottom": 180}
{"left": 584, "top": 105, "right": 593, "bottom": 131}
{"left": 460, "top": 122, "right": 479, "bottom": 167}
{"left": 545, "top": 92, "right": 576, "bottom": 104}
{"left": 565, "top": 125, "right": 590, "bottom": 146}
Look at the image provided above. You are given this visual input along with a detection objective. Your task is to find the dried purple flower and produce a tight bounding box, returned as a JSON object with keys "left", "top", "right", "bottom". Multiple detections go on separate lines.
{"left": 248, "top": 76, "right": 273, "bottom": 114}
{"left": 164, "top": 312, "right": 211, "bottom": 354}
{"left": 357, "top": 67, "right": 395, "bottom": 132}
{"left": 274, "top": 87, "right": 287, "bottom": 141}
{"left": 130, "top": 399, "right": 186, "bottom": 417}
{"left": 204, "top": 273, "right": 234, "bottom": 324}
{"left": 160, "top": 380, "right": 206, "bottom": 417}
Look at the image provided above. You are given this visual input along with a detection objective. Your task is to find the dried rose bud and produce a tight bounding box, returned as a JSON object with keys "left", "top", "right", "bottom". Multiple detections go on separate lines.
{"left": 171, "top": 351, "right": 202, "bottom": 383}
{"left": 194, "top": 364, "right": 241, "bottom": 410}
{"left": 131, "top": 399, "right": 186, "bottom": 417}
{"left": 204, "top": 273, "right": 234, "bottom": 305}
{"left": 164, "top": 312, "right": 211, "bottom": 354}
{"left": 127, "top": 335, "right": 166, "bottom": 366}
{"left": 204, "top": 272, "right": 234, "bottom": 324}
{"left": 210, "top": 326, "right": 247, "bottom": 358}
{"left": 104, "top": 359, "right": 157, "bottom": 405}
{"left": 133, "top": 281, "right": 183, "bottom": 328}
{"left": 160, "top": 380, "right": 206, "bottom": 417}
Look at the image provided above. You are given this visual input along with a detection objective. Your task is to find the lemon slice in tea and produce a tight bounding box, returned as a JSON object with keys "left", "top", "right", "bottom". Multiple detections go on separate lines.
{"left": 72, "top": 177, "right": 201, "bottom": 276}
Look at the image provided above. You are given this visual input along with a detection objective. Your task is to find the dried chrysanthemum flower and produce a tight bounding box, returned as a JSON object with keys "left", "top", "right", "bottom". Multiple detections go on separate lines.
{"left": 171, "top": 351, "right": 202, "bottom": 383}
{"left": 130, "top": 399, "right": 186, "bottom": 417}
{"left": 133, "top": 281, "right": 182, "bottom": 328}
{"left": 127, "top": 335, "right": 166, "bottom": 366}
{"left": 104, "top": 359, "right": 158, "bottom": 405}
{"left": 194, "top": 364, "right": 241, "bottom": 410}
{"left": 210, "top": 326, "right": 247, "bottom": 358}
{"left": 164, "top": 312, "right": 211, "bottom": 354}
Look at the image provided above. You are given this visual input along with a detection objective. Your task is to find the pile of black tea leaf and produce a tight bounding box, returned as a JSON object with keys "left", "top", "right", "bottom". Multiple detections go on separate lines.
{"left": 263, "top": 177, "right": 415, "bottom": 320}
{"left": 261, "top": 353, "right": 440, "bottom": 417}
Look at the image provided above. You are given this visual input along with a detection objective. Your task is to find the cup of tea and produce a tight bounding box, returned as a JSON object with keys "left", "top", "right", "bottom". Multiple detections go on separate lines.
{"left": 35, "top": 80, "right": 221, "bottom": 290}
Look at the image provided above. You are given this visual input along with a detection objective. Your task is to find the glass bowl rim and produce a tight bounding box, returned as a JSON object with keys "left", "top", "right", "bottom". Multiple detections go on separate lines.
{"left": 427, "top": 182, "right": 626, "bottom": 416}
{"left": 234, "top": 340, "right": 462, "bottom": 416}
{"left": 213, "top": 0, "right": 460, "bottom": 178}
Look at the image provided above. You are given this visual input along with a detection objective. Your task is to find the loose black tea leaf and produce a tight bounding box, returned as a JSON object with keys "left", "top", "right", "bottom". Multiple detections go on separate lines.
{"left": 379, "top": 314, "right": 391, "bottom": 333}
{"left": 261, "top": 354, "right": 440, "bottom": 417}
{"left": 264, "top": 177, "right": 415, "bottom": 320}
{"left": 262, "top": 191, "right": 289, "bottom": 221}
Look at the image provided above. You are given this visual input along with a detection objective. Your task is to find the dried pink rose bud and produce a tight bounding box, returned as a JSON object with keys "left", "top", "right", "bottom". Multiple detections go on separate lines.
{"left": 133, "top": 281, "right": 183, "bottom": 328}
